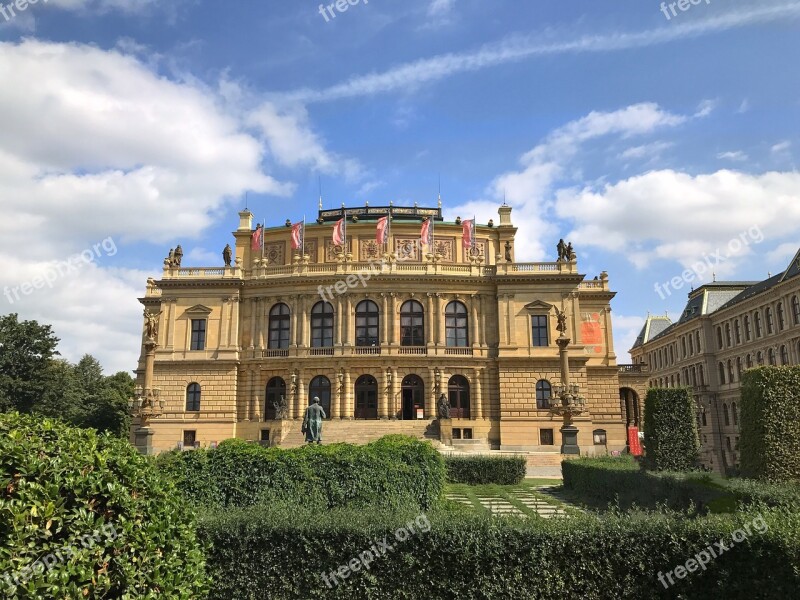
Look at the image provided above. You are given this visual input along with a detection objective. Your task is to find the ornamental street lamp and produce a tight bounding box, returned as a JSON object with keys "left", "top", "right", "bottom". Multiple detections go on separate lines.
{"left": 548, "top": 309, "right": 586, "bottom": 455}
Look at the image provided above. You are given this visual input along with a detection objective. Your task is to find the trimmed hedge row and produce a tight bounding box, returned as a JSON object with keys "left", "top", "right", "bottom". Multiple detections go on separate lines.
{"left": 644, "top": 387, "right": 700, "bottom": 471}
{"left": 155, "top": 435, "right": 445, "bottom": 511}
{"left": 0, "top": 412, "right": 209, "bottom": 599}
{"left": 740, "top": 366, "right": 800, "bottom": 481}
{"left": 444, "top": 454, "right": 527, "bottom": 485}
{"left": 562, "top": 456, "right": 800, "bottom": 513}
{"left": 198, "top": 503, "right": 800, "bottom": 599}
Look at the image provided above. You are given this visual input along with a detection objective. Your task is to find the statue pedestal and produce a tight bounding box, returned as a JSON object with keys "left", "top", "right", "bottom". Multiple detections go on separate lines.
{"left": 560, "top": 424, "right": 580, "bottom": 455}
{"left": 134, "top": 427, "right": 155, "bottom": 456}
{"left": 439, "top": 419, "right": 453, "bottom": 446}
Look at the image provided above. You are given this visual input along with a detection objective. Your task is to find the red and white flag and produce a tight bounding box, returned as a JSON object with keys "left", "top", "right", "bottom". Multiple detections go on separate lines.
{"left": 376, "top": 216, "right": 389, "bottom": 244}
{"left": 251, "top": 224, "right": 263, "bottom": 251}
{"left": 461, "top": 219, "right": 475, "bottom": 249}
{"left": 332, "top": 218, "right": 345, "bottom": 246}
{"left": 420, "top": 217, "right": 432, "bottom": 246}
{"left": 291, "top": 221, "right": 304, "bottom": 250}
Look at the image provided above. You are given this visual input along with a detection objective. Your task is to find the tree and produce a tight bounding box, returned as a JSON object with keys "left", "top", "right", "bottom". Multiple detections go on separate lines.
{"left": 0, "top": 314, "right": 59, "bottom": 413}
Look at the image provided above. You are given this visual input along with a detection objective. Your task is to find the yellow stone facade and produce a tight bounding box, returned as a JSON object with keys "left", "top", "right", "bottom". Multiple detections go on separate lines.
{"left": 133, "top": 204, "right": 632, "bottom": 454}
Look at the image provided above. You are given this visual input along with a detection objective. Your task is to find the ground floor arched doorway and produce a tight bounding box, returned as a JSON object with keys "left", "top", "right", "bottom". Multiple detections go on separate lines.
{"left": 401, "top": 374, "right": 424, "bottom": 420}
{"left": 355, "top": 375, "right": 378, "bottom": 419}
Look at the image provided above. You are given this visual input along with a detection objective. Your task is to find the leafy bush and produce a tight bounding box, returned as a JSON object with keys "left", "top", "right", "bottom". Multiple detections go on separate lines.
{"left": 643, "top": 387, "right": 700, "bottom": 471}
{"left": 0, "top": 412, "right": 209, "bottom": 599}
{"left": 198, "top": 502, "right": 800, "bottom": 599}
{"left": 562, "top": 456, "right": 800, "bottom": 513}
{"left": 444, "top": 454, "right": 526, "bottom": 485}
{"left": 156, "top": 435, "right": 445, "bottom": 511}
{"left": 740, "top": 366, "right": 800, "bottom": 481}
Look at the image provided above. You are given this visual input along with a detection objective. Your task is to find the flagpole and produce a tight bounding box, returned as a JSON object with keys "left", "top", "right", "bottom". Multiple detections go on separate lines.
{"left": 261, "top": 218, "right": 265, "bottom": 258}
{"left": 302, "top": 215, "right": 306, "bottom": 256}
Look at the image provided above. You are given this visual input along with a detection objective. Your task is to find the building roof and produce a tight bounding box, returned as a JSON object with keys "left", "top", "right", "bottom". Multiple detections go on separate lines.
{"left": 633, "top": 247, "right": 800, "bottom": 350}
{"left": 632, "top": 315, "right": 672, "bottom": 349}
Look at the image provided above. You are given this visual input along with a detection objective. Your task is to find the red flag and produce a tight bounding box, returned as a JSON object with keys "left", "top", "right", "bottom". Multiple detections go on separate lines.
{"left": 291, "top": 221, "right": 304, "bottom": 250}
{"left": 332, "top": 218, "right": 345, "bottom": 246}
{"left": 461, "top": 219, "right": 474, "bottom": 249}
{"left": 376, "top": 216, "right": 389, "bottom": 244}
{"left": 420, "top": 218, "right": 432, "bottom": 246}
{"left": 251, "top": 224, "right": 263, "bottom": 251}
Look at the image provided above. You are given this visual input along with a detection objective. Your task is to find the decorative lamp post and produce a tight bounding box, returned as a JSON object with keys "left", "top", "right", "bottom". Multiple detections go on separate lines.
{"left": 548, "top": 309, "right": 586, "bottom": 455}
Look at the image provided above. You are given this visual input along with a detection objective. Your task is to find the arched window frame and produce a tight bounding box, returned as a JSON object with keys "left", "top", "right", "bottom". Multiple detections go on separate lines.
{"left": 445, "top": 301, "right": 470, "bottom": 347}
{"left": 311, "top": 301, "right": 334, "bottom": 348}
{"left": 268, "top": 303, "right": 291, "bottom": 350}
{"left": 536, "top": 380, "right": 552, "bottom": 410}
{"left": 355, "top": 300, "right": 380, "bottom": 347}
{"left": 186, "top": 383, "right": 201, "bottom": 412}
{"left": 400, "top": 300, "right": 425, "bottom": 347}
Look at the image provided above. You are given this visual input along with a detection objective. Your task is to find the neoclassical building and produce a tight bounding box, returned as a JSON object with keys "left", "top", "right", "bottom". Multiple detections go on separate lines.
{"left": 631, "top": 249, "right": 800, "bottom": 472}
{"left": 133, "top": 203, "right": 638, "bottom": 455}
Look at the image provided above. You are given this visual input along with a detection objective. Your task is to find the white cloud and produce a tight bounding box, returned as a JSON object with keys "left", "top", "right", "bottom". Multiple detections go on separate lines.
{"left": 717, "top": 150, "right": 748, "bottom": 161}
{"left": 447, "top": 103, "right": 691, "bottom": 260}
{"left": 284, "top": 3, "right": 800, "bottom": 103}
{"left": 45, "top": 0, "right": 161, "bottom": 13}
{"left": 611, "top": 314, "right": 646, "bottom": 362}
{"left": 771, "top": 140, "right": 791, "bottom": 154}
{"left": 556, "top": 169, "right": 800, "bottom": 273}
{"left": 619, "top": 141, "right": 674, "bottom": 160}
{"left": 428, "top": 0, "right": 456, "bottom": 17}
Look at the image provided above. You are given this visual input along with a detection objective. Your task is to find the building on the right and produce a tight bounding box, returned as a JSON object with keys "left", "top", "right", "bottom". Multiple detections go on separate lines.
{"left": 630, "top": 249, "right": 800, "bottom": 473}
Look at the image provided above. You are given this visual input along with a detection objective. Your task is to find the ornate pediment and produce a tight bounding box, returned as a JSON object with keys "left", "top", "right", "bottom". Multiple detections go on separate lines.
{"left": 523, "top": 300, "right": 554, "bottom": 312}
{"left": 184, "top": 304, "right": 213, "bottom": 316}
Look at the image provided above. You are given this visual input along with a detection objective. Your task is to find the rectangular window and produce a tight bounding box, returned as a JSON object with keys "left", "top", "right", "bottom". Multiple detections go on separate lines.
{"left": 532, "top": 315, "right": 549, "bottom": 347}
{"left": 260, "top": 429, "right": 270, "bottom": 446}
{"left": 452, "top": 428, "right": 462, "bottom": 440}
{"left": 190, "top": 319, "right": 206, "bottom": 351}
{"left": 183, "top": 430, "right": 196, "bottom": 448}
{"left": 540, "top": 429, "right": 554, "bottom": 445}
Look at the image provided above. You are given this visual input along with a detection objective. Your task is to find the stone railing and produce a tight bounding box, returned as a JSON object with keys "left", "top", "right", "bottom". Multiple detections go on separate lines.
{"left": 618, "top": 364, "right": 649, "bottom": 374}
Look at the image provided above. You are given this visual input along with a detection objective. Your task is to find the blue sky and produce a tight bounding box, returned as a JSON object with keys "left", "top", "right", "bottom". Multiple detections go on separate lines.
{"left": 1, "top": 0, "right": 799, "bottom": 373}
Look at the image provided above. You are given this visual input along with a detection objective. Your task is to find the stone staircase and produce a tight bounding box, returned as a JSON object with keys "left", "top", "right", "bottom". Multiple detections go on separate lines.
{"left": 277, "top": 419, "right": 440, "bottom": 448}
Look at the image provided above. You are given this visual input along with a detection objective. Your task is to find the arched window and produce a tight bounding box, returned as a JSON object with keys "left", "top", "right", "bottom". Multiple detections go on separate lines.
{"left": 732, "top": 402, "right": 738, "bottom": 426}
{"left": 777, "top": 302, "right": 785, "bottom": 331}
{"left": 756, "top": 351, "right": 764, "bottom": 366}
{"left": 309, "top": 375, "right": 331, "bottom": 417}
{"left": 265, "top": 377, "right": 286, "bottom": 420}
{"left": 725, "top": 324, "right": 732, "bottom": 347}
{"left": 754, "top": 311, "right": 763, "bottom": 337}
{"left": 792, "top": 296, "right": 800, "bottom": 325}
{"left": 746, "top": 354, "right": 752, "bottom": 369}
{"left": 695, "top": 331, "right": 701, "bottom": 352}
{"left": 688, "top": 335, "right": 694, "bottom": 355}
{"left": 766, "top": 307, "right": 774, "bottom": 334}
{"left": 681, "top": 337, "right": 687, "bottom": 358}
{"left": 445, "top": 301, "right": 469, "bottom": 347}
{"left": 536, "top": 380, "right": 552, "bottom": 410}
{"left": 736, "top": 357, "right": 742, "bottom": 379}
{"left": 311, "top": 302, "right": 334, "bottom": 348}
{"left": 716, "top": 327, "right": 723, "bottom": 349}
{"left": 354, "top": 375, "right": 378, "bottom": 420}
{"left": 734, "top": 319, "right": 741, "bottom": 344}
{"left": 448, "top": 375, "right": 471, "bottom": 418}
{"left": 355, "top": 300, "right": 380, "bottom": 347}
{"left": 744, "top": 315, "right": 751, "bottom": 341}
{"left": 727, "top": 360, "right": 734, "bottom": 383}
{"left": 768, "top": 348, "right": 777, "bottom": 366}
{"left": 400, "top": 300, "right": 425, "bottom": 346}
{"left": 401, "top": 374, "right": 425, "bottom": 420}
{"left": 723, "top": 403, "right": 730, "bottom": 426}
{"left": 698, "top": 365, "right": 705, "bottom": 386}
{"left": 701, "top": 410, "right": 707, "bottom": 427}
{"left": 780, "top": 345, "right": 789, "bottom": 365}
{"left": 186, "top": 383, "right": 201, "bottom": 412}
{"left": 268, "top": 303, "right": 290, "bottom": 349}
{"left": 718, "top": 363, "right": 726, "bottom": 385}
{"left": 669, "top": 346, "right": 674, "bottom": 364}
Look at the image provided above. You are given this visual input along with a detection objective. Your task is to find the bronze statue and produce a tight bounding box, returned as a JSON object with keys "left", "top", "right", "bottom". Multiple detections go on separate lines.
{"left": 173, "top": 245, "right": 183, "bottom": 267}
{"left": 504, "top": 240, "right": 513, "bottom": 262}
{"left": 223, "top": 244, "right": 233, "bottom": 267}
{"left": 555, "top": 309, "right": 568, "bottom": 335}
{"left": 566, "top": 242, "right": 576, "bottom": 261}
{"left": 167, "top": 248, "right": 175, "bottom": 265}
{"left": 557, "top": 239, "right": 566, "bottom": 261}
{"left": 302, "top": 397, "right": 326, "bottom": 443}
{"left": 143, "top": 310, "right": 161, "bottom": 340}
{"left": 437, "top": 393, "right": 451, "bottom": 420}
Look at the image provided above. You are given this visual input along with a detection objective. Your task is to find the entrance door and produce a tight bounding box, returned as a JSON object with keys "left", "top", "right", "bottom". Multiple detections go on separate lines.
{"left": 355, "top": 375, "right": 378, "bottom": 419}
{"left": 401, "top": 375, "right": 424, "bottom": 420}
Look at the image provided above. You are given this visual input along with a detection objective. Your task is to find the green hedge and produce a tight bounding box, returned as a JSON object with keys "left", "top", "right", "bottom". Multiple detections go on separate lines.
{"left": 0, "top": 412, "right": 209, "bottom": 599}
{"left": 444, "top": 454, "right": 527, "bottom": 485}
{"left": 562, "top": 456, "right": 800, "bottom": 513}
{"left": 740, "top": 366, "right": 800, "bottom": 481}
{"left": 155, "top": 435, "right": 445, "bottom": 511}
{"left": 644, "top": 387, "right": 700, "bottom": 471}
{"left": 198, "top": 503, "right": 800, "bottom": 599}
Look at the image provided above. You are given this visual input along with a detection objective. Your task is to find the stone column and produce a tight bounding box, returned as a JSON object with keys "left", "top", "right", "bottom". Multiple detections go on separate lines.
{"left": 344, "top": 370, "right": 353, "bottom": 419}
{"left": 389, "top": 367, "right": 399, "bottom": 419}
{"left": 381, "top": 293, "right": 389, "bottom": 346}
{"left": 479, "top": 294, "right": 486, "bottom": 347}
{"left": 249, "top": 298, "right": 257, "bottom": 349}
{"left": 297, "top": 371, "right": 306, "bottom": 418}
{"left": 290, "top": 295, "right": 298, "bottom": 348}
{"left": 258, "top": 298, "right": 267, "bottom": 350}
{"left": 343, "top": 295, "right": 352, "bottom": 347}
{"left": 298, "top": 295, "right": 307, "bottom": 349}
{"left": 335, "top": 296, "right": 343, "bottom": 347}
{"left": 378, "top": 369, "right": 388, "bottom": 419}
{"left": 470, "top": 294, "right": 479, "bottom": 348}
{"left": 473, "top": 368, "right": 483, "bottom": 419}
{"left": 390, "top": 293, "right": 399, "bottom": 346}
{"left": 436, "top": 294, "right": 445, "bottom": 346}
{"left": 166, "top": 299, "right": 176, "bottom": 350}
{"left": 498, "top": 295, "right": 507, "bottom": 346}
{"left": 426, "top": 293, "right": 434, "bottom": 348}
{"left": 507, "top": 294, "right": 517, "bottom": 346}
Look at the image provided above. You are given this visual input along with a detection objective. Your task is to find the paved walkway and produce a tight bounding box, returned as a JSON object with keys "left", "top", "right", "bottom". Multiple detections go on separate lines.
{"left": 445, "top": 487, "right": 572, "bottom": 519}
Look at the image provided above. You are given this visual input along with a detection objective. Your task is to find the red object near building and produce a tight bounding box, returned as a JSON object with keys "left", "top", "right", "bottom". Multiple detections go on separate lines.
{"left": 627, "top": 426, "right": 643, "bottom": 456}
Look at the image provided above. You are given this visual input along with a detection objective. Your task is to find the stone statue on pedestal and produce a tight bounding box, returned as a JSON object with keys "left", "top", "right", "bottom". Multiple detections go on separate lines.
{"left": 437, "top": 393, "right": 451, "bottom": 419}
{"left": 223, "top": 244, "right": 233, "bottom": 267}
{"left": 143, "top": 310, "right": 161, "bottom": 340}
